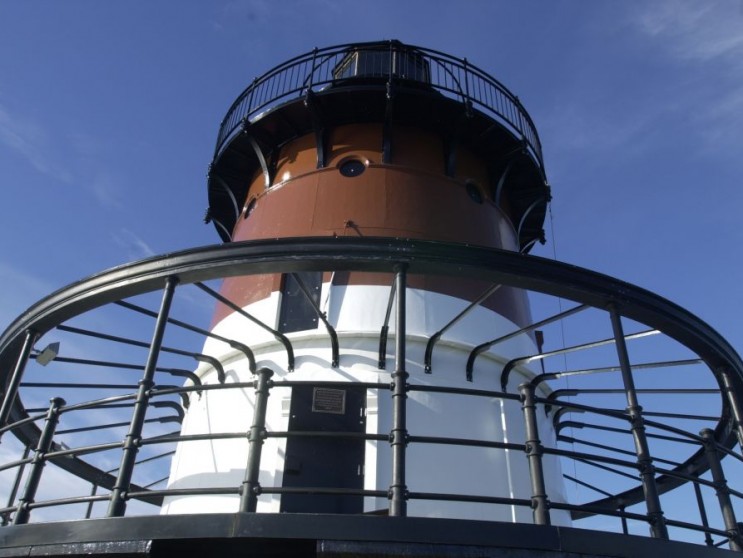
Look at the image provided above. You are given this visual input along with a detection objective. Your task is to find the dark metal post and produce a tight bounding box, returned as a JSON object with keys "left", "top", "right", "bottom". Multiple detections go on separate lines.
{"left": 0, "top": 330, "right": 38, "bottom": 440}
{"left": 240, "top": 366, "right": 273, "bottom": 512}
{"left": 693, "top": 477, "right": 715, "bottom": 547}
{"left": 2, "top": 444, "right": 31, "bottom": 525}
{"left": 85, "top": 484, "right": 98, "bottom": 519}
{"left": 720, "top": 369, "right": 743, "bottom": 451}
{"left": 700, "top": 428, "right": 742, "bottom": 551}
{"left": 609, "top": 306, "right": 668, "bottom": 539}
{"left": 519, "top": 382, "right": 550, "bottom": 526}
{"left": 13, "top": 397, "right": 65, "bottom": 525}
{"left": 389, "top": 264, "right": 408, "bottom": 516}
{"left": 107, "top": 277, "right": 178, "bottom": 518}
{"left": 619, "top": 505, "right": 628, "bottom": 535}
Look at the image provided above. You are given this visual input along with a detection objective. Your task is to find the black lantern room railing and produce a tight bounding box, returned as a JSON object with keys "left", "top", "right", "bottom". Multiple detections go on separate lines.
{"left": 213, "top": 41, "right": 543, "bottom": 171}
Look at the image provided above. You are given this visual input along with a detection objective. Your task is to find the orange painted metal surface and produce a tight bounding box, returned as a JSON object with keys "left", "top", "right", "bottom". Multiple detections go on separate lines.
{"left": 214, "top": 125, "right": 531, "bottom": 327}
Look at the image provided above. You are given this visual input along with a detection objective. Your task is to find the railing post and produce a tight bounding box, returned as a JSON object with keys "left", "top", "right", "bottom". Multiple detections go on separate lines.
{"left": 0, "top": 329, "right": 38, "bottom": 440}
{"left": 618, "top": 504, "right": 628, "bottom": 535}
{"left": 462, "top": 58, "right": 472, "bottom": 117}
{"left": 306, "top": 48, "right": 317, "bottom": 95}
{"left": 389, "top": 264, "right": 408, "bottom": 517}
{"left": 240, "top": 366, "right": 273, "bottom": 513}
{"left": 2, "top": 445, "right": 31, "bottom": 525}
{"left": 86, "top": 484, "right": 98, "bottom": 519}
{"left": 693, "top": 476, "right": 715, "bottom": 547}
{"left": 519, "top": 382, "right": 550, "bottom": 526}
{"left": 720, "top": 369, "right": 743, "bottom": 451}
{"left": 700, "top": 428, "right": 743, "bottom": 551}
{"left": 608, "top": 305, "right": 668, "bottom": 539}
{"left": 13, "top": 397, "right": 65, "bottom": 525}
{"left": 107, "top": 276, "right": 178, "bottom": 517}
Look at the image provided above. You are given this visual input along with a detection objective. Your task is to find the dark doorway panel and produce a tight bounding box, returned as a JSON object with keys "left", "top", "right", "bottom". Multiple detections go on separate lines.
{"left": 281, "top": 385, "right": 367, "bottom": 513}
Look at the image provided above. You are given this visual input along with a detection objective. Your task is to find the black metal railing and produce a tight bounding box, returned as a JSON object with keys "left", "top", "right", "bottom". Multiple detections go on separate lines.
{"left": 0, "top": 237, "right": 742, "bottom": 552}
{"left": 213, "top": 41, "right": 544, "bottom": 173}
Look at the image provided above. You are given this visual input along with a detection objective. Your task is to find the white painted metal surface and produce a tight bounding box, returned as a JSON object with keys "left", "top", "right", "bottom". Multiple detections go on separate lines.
{"left": 162, "top": 284, "right": 569, "bottom": 525}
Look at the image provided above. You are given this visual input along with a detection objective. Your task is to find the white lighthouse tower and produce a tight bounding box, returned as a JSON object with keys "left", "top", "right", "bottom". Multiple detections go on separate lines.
{"left": 161, "top": 41, "right": 567, "bottom": 523}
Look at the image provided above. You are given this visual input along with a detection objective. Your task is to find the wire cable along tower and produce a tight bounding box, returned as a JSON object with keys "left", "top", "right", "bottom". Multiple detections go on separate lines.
{"left": 1, "top": 41, "right": 742, "bottom": 557}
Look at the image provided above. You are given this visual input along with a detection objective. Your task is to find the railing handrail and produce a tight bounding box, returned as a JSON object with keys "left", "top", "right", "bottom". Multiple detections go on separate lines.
{"left": 0, "top": 236, "right": 742, "bottom": 548}
{"left": 212, "top": 41, "right": 544, "bottom": 172}
{"left": 0, "top": 373, "right": 741, "bottom": 546}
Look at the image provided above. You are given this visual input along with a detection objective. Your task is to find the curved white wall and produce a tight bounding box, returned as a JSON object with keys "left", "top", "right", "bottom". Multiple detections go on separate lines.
{"left": 162, "top": 284, "right": 569, "bottom": 526}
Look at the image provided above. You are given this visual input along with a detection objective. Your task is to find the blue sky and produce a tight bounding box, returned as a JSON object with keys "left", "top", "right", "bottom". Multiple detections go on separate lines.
{"left": 1, "top": 0, "right": 743, "bottom": 535}
{"left": 1, "top": 0, "right": 742, "bottom": 354}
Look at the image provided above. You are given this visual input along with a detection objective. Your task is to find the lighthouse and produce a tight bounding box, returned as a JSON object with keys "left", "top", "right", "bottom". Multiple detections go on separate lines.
{"left": 1, "top": 40, "right": 742, "bottom": 558}
{"left": 161, "top": 40, "right": 562, "bottom": 521}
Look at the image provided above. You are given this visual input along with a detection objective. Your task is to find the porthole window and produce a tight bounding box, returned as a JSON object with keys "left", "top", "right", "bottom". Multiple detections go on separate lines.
{"left": 339, "top": 159, "right": 366, "bottom": 177}
{"left": 243, "top": 198, "right": 256, "bottom": 219}
{"left": 466, "top": 182, "right": 483, "bottom": 204}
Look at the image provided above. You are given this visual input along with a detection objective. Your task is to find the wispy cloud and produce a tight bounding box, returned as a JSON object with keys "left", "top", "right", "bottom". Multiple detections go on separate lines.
{"left": 0, "top": 262, "right": 56, "bottom": 327}
{"left": 636, "top": 2, "right": 743, "bottom": 63}
{"left": 87, "top": 172, "right": 123, "bottom": 209}
{"left": 632, "top": 1, "right": 743, "bottom": 155}
{"left": 0, "top": 104, "right": 125, "bottom": 209}
{"left": 112, "top": 229, "right": 156, "bottom": 261}
{"left": 0, "top": 104, "right": 73, "bottom": 184}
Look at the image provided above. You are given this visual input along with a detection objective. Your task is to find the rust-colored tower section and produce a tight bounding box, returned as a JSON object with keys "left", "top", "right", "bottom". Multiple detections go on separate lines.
{"left": 205, "top": 41, "right": 549, "bottom": 329}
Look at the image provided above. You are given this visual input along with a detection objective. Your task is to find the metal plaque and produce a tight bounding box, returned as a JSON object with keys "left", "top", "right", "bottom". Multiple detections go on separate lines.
{"left": 312, "top": 387, "right": 346, "bottom": 414}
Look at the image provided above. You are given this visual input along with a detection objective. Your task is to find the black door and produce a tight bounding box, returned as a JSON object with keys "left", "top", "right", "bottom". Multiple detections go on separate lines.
{"left": 281, "top": 384, "right": 366, "bottom": 513}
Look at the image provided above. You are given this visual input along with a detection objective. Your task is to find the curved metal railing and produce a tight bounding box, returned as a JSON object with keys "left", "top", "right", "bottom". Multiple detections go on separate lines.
{"left": 0, "top": 238, "right": 742, "bottom": 551}
{"left": 213, "top": 41, "right": 544, "bottom": 172}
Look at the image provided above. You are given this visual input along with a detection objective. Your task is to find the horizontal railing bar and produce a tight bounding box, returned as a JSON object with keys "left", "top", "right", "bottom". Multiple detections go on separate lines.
{"left": 569, "top": 456, "right": 640, "bottom": 482}
{"left": 144, "top": 476, "right": 170, "bottom": 489}
{"left": 406, "top": 435, "right": 524, "bottom": 452}
{"left": 563, "top": 474, "right": 613, "bottom": 498}
{"left": 273, "top": 380, "right": 385, "bottom": 390}
{"left": 544, "top": 447, "right": 640, "bottom": 472}
{"left": 408, "top": 384, "right": 522, "bottom": 401}
{"left": 54, "top": 393, "right": 139, "bottom": 415}
{"left": 26, "top": 493, "right": 110, "bottom": 510}
{"left": 126, "top": 487, "right": 237, "bottom": 499}
{"left": 45, "top": 441, "right": 123, "bottom": 460}
{"left": 266, "top": 431, "right": 387, "bottom": 442}
{"left": 549, "top": 388, "right": 720, "bottom": 399}
{"left": 0, "top": 412, "right": 48, "bottom": 436}
{"left": 138, "top": 432, "right": 246, "bottom": 445}
{"left": 558, "top": 435, "right": 681, "bottom": 467}
{"left": 555, "top": 418, "right": 700, "bottom": 446}
{"left": 0, "top": 456, "right": 33, "bottom": 474}
{"left": 627, "top": 410, "right": 718, "bottom": 421}
{"left": 56, "top": 415, "right": 180, "bottom": 435}
{"left": 653, "top": 465, "right": 743, "bottom": 500}
{"left": 21, "top": 382, "right": 139, "bottom": 390}
{"left": 544, "top": 359, "right": 704, "bottom": 380}
{"left": 662, "top": 518, "right": 733, "bottom": 540}
{"left": 149, "top": 383, "right": 254, "bottom": 397}
{"left": 708, "top": 440, "right": 743, "bottom": 464}
{"left": 408, "top": 492, "right": 531, "bottom": 507}
{"left": 550, "top": 500, "right": 649, "bottom": 522}
{"left": 259, "top": 487, "right": 388, "bottom": 498}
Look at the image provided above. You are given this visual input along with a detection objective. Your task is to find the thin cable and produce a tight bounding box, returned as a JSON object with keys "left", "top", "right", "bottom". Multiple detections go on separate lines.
{"left": 548, "top": 201, "right": 578, "bottom": 490}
